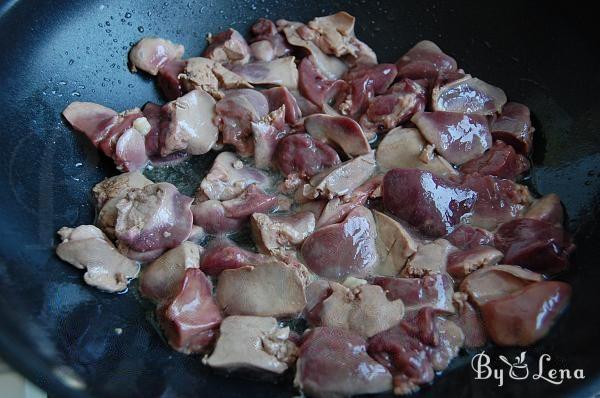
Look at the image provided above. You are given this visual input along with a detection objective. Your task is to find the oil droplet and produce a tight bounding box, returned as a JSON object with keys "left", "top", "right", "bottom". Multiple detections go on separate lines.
{"left": 138, "top": 26, "right": 145, "bottom": 32}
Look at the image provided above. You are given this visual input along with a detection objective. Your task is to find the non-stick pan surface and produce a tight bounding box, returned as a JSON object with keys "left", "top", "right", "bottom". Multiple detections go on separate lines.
{"left": 0, "top": 1, "right": 599, "bottom": 397}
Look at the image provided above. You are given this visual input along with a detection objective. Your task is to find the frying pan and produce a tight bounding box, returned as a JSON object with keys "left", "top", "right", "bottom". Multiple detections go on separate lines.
{"left": 0, "top": 0, "right": 599, "bottom": 397}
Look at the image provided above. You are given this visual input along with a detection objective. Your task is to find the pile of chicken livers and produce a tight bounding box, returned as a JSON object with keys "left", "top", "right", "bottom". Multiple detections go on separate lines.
{"left": 57, "top": 12, "right": 575, "bottom": 397}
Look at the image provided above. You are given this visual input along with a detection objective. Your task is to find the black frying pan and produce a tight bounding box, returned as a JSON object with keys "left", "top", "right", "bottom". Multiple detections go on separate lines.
{"left": 1, "top": 0, "right": 599, "bottom": 397}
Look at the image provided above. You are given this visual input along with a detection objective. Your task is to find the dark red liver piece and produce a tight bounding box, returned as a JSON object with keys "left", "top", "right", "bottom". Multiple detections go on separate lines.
{"left": 157, "top": 59, "right": 186, "bottom": 101}
{"left": 445, "top": 224, "right": 494, "bottom": 250}
{"left": 157, "top": 269, "right": 222, "bottom": 354}
{"left": 382, "top": 168, "right": 477, "bottom": 237}
{"left": 296, "top": 327, "right": 392, "bottom": 397}
{"left": 491, "top": 102, "right": 533, "bottom": 154}
{"left": 460, "top": 140, "right": 530, "bottom": 179}
{"left": 199, "top": 239, "right": 265, "bottom": 277}
{"left": 494, "top": 218, "right": 573, "bottom": 274}
{"left": 480, "top": 281, "right": 571, "bottom": 346}
{"left": 275, "top": 133, "right": 341, "bottom": 178}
